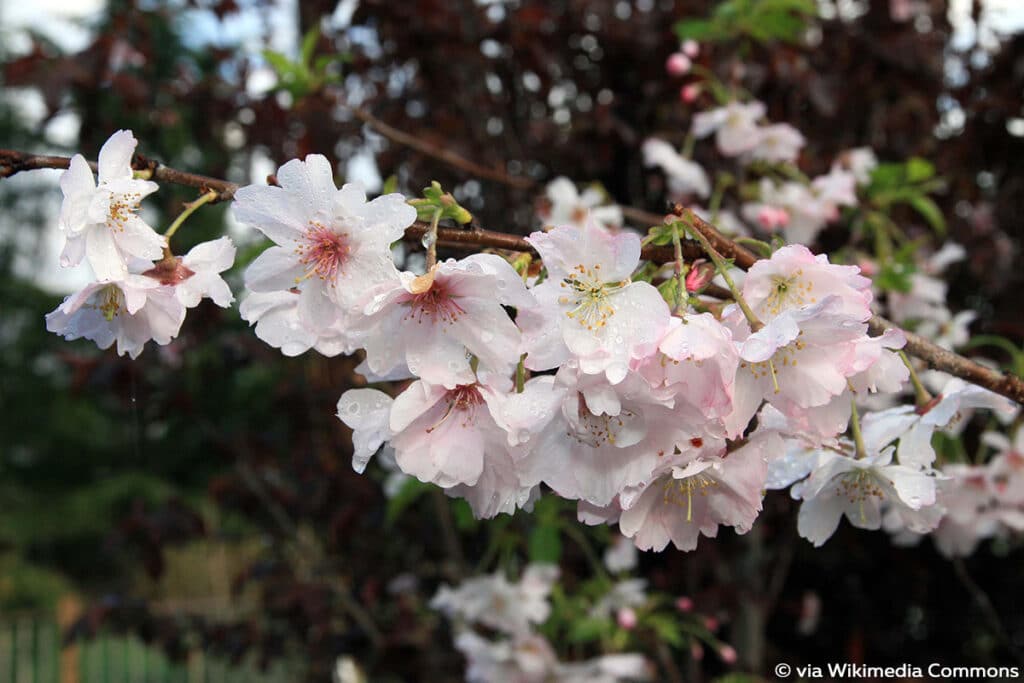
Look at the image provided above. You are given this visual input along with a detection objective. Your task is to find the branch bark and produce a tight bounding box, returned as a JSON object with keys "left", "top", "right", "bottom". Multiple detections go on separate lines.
{"left": 4, "top": 147, "right": 1024, "bottom": 405}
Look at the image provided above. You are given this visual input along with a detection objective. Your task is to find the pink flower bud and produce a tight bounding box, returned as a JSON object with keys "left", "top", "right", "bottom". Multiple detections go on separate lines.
{"left": 666, "top": 52, "right": 692, "bottom": 76}
{"left": 680, "top": 83, "right": 702, "bottom": 103}
{"left": 690, "top": 642, "right": 704, "bottom": 661}
{"left": 704, "top": 615, "right": 719, "bottom": 632}
{"left": 857, "top": 259, "right": 878, "bottom": 276}
{"left": 685, "top": 261, "right": 715, "bottom": 293}
{"left": 719, "top": 644, "right": 738, "bottom": 665}
{"left": 682, "top": 39, "right": 700, "bottom": 58}
{"left": 675, "top": 596, "right": 694, "bottom": 612}
{"left": 756, "top": 206, "right": 790, "bottom": 231}
{"left": 617, "top": 607, "right": 638, "bottom": 630}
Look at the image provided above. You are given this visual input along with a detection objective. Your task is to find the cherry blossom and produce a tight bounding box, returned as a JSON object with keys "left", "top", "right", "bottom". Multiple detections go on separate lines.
{"left": 641, "top": 138, "right": 710, "bottom": 199}
{"left": 539, "top": 176, "right": 623, "bottom": 231}
{"left": 351, "top": 253, "right": 531, "bottom": 388}
{"left": 794, "top": 447, "right": 939, "bottom": 547}
{"left": 157, "top": 237, "right": 237, "bottom": 308}
{"left": 748, "top": 123, "right": 805, "bottom": 163}
{"left": 611, "top": 433, "right": 779, "bottom": 552}
{"left": 58, "top": 129, "right": 165, "bottom": 280}
{"left": 431, "top": 564, "right": 558, "bottom": 636}
{"left": 692, "top": 100, "right": 765, "bottom": 157}
{"left": 233, "top": 154, "right": 416, "bottom": 330}
{"left": 239, "top": 290, "right": 357, "bottom": 357}
{"left": 46, "top": 275, "right": 185, "bottom": 359}
{"left": 521, "top": 223, "right": 670, "bottom": 384}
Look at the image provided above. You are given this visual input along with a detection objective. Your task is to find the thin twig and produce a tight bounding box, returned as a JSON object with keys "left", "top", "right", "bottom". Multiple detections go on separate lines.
{"left": 351, "top": 106, "right": 535, "bottom": 189}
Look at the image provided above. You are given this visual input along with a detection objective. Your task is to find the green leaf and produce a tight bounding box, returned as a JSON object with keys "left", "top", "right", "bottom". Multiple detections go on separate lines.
{"left": 382, "top": 175, "right": 398, "bottom": 195}
{"left": 528, "top": 523, "right": 562, "bottom": 563}
{"left": 567, "top": 616, "right": 612, "bottom": 643}
{"left": 906, "top": 157, "right": 935, "bottom": 183}
{"left": 645, "top": 613, "right": 685, "bottom": 647}
{"left": 907, "top": 195, "right": 946, "bottom": 235}
{"left": 674, "top": 19, "right": 718, "bottom": 41}
{"left": 300, "top": 27, "right": 320, "bottom": 67}
{"left": 262, "top": 50, "right": 298, "bottom": 80}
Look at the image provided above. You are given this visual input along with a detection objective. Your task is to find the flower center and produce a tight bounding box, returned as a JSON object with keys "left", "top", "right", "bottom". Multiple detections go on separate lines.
{"left": 835, "top": 469, "right": 887, "bottom": 524}
{"left": 762, "top": 268, "right": 816, "bottom": 316}
{"left": 107, "top": 192, "right": 142, "bottom": 231}
{"left": 296, "top": 222, "right": 349, "bottom": 282}
{"left": 403, "top": 276, "right": 465, "bottom": 325}
{"left": 92, "top": 284, "right": 125, "bottom": 321}
{"left": 569, "top": 394, "right": 633, "bottom": 447}
{"left": 558, "top": 264, "right": 627, "bottom": 331}
{"left": 662, "top": 473, "right": 718, "bottom": 522}
{"left": 426, "top": 385, "right": 484, "bottom": 433}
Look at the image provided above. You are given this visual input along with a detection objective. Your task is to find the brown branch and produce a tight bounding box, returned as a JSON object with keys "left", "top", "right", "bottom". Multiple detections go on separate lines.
{"left": 350, "top": 107, "right": 536, "bottom": 190}
{"left": 5, "top": 147, "right": 1024, "bottom": 405}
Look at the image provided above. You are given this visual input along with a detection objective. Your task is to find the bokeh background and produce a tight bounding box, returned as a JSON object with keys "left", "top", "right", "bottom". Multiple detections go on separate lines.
{"left": 2, "top": 0, "right": 1024, "bottom": 680}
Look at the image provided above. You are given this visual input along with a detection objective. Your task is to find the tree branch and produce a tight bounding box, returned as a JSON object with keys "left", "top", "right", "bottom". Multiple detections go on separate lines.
{"left": 4, "top": 147, "right": 1024, "bottom": 405}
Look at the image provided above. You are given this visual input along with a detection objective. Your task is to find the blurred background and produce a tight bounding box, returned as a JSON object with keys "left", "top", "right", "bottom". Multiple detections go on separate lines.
{"left": 2, "top": 0, "right": 1024, "bottom": 681}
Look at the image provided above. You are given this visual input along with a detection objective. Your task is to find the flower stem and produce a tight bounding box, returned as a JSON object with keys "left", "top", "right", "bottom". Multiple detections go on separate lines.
{"left": 515, "top": 353, "right": 527, "bottom": 393}
{"left": 670, "top": 222, "right": 687, "bottom": 315}
{"left": 681, "top": 218, "right": 761, "bottom": 330}
{"left": 164, "top": 189, "right": 218, "bottom": 244}
{"left": 425, "top": 207, "right": 442, "bottom": 269}
{"left": 899, "top": 350, "right": 933, "bottom": 407}
{"left": 849, "top": 397, "right": 867, "bottom": 459}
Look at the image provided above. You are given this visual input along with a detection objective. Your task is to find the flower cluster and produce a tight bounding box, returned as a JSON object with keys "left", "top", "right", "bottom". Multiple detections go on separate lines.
{"left": 46, "top": 130, "right": 236, "bottom": 358}
{"left": 430, "top": 564, "right": 651, "bottom": 682}
{"left": 46, "top": 115, "right": 1023, "bottom": 562}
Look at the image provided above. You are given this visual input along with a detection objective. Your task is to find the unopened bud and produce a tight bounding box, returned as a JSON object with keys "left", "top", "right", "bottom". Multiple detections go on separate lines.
{"left": 719, "top": 644, "right": 738, "bottom": 665}
{"left": 682, "top": 39, "right": 700, "bottom": 58}
{"left": 675, "top": 596, "right": 695, "bottom": 612}
{"left": 666, "top": 52, "right": 692, "bottom": 76}
{"left": 681, "top": 83, "right": 702, "bottom": 103}
{"left": 756, "top": 206, "right": 790, "bottom": 231}
{"left": 617, "top": 607, "right": 638, "bottom": 630}
{"left": 685, "top": 260, "right": 715, "bottom": 293}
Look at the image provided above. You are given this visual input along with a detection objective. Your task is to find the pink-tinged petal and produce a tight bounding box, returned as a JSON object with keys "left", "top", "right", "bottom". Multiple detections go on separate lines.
{"left": 59, "top": 155, "right": 96, "bottom": 234}
{"left": 296, "top": 277, "right": 342, "bottom": 332}
{"left": 136, "top": 288, "right": 186, "bottom": 344}
{"left": 60, "top": 234, "right": 87, "bottom": 268}
{"left": 887, "top": 466, "right": 937, "bottom": 509}
{"left": 390, "top": 381, "right": 449, "bottom": 433}
{"left": 239, "top": 292, "right": 317, "bottom": 356}
{"left": 275, "top": 154, "right": 341, "bottom": 208}
{"left": 244, "top": 246, "right": 305, "bottom": 292}
{"left": 405, "top": 323, "right": 475, "bottom": 388}
{"left": 86, "top": 225, "right": 128, "bottom": 281}
{"left": 336, "top": 388, "right": 394, "bottom": 473}
{"left": 797, "top": 493, "right": 846, "bottom": 547}
{"left": 96, "top": 129, "right": 137, "bottom": 183}
{"left": 895, "top": 422, "right": 936, "bottom": 469}
{"left": 117, "top": 215, "right": 165, "bottom": 261}
{"left": 353, "top": 192, "right": 417, "bottom": 246}
{"left": 183, "top": 236, "right": 236, "bottom": 272}
{"left": 450, "top": 299, "right": 521, "bottom": 376}
{"left": 232, "top": 184, "right": 310, "bottom": 246}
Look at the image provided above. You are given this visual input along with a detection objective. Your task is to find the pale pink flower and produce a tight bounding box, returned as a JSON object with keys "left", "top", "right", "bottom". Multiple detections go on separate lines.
{"left": 58, "top": 130, "right": 164, "bottom": 280}
{"left": 455, "top": 631, "right": 558, "bottom": 683}
{"left": 724, "top": 298, "right": 866, "bottom": 437}
{"left": 239, "top": 290, "right": 357, "bottom": 357}
{"left": 336, "top": 388, "right": 395, "bottom": 473}
{"left": 517, "top": 366, "right": 712, "bottom": 506}
{"left": 233, "top": 154, "right": 415, "bottom": 329}
{"left": 431, "top": 564, "right": 558, "bottom": 636}
{"left": 682, "top": 39, "right": 700, "bottom": 57}
{"left": 616, "top": 607, "right": 638, "bottom": 630}
{"left": 521, "top": 223, "right": 670, "bottom": 384}
{"left": 692, "top": 101, "right": 765, "bottom": 157}
{"left": 539, "top": 177, "right": 623, "bottom": 231}
{"left": 640, "top": 312, "right": 738, "bottom": 420}
{"left": 812, "top": 168, "right": 859, "bottom": 207}
{"left": 862, "top": 377, "right": 1016, "bottom": 469}
{"left": 165, "top": 237, "right": 236, "bottom": 308}
{"left": 352, "top": 253, "right": 532, "bottom": 388}
{"left": 794, "top": 447, "right": 939, "bottom": 547}
{"left": 742, "top": 244, "right": 873, "bottom": 322}
{"left": 641, "top": 138, "right": 711, "bottom": 199}
{"left": 833, "top": 147, "right": 878, "bottom": 185}
{"left": 755, "top": 206, "right": 790, "bottom": 231}
{"left": 748, "top": 123, "right": 806, "bottom": 164}
{"left": 612, "top": 433, "right": 779, "bottom": 552}
{"left": 46, "top": 276, "right": 185, "bottom": 359}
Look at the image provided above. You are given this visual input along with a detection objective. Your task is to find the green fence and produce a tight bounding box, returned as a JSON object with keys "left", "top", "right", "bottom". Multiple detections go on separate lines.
{"left": 0, "top": 616, "right": 300, "bottom": 683}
